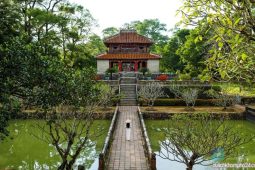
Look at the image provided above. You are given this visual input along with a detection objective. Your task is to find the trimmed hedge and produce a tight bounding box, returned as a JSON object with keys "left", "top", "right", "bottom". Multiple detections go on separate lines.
{"left": 241, "top": 97, "right": 255, "bottom": 104}
{"left": 139, "top": 98, "right": 221, "bottom": 106}
{"left": 139, "top": 96, "right": 255, "bottom": 106}
{"left": 142, "top": 112, "right": 245, "bottom": 120}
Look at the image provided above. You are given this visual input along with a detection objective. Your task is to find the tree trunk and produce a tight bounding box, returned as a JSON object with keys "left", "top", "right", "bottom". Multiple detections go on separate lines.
{"left": 186, "top": 166, "right": 193, "bottom": 170}
{"left": 66, "top": 163, "right": 73, "bottom": 170}
{"left": 186, "top": 162, "right": 194, "bottom": 170}
{"left": 186, "top": 155, "right": 196, "bottom": 170}
{"left": 58, "top": 160, "right": 67, "bottom": 170}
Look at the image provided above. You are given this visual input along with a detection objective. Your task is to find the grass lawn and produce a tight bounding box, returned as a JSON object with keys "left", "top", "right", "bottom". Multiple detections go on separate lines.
{"left": 141, "top": 105, "right": 245, "bottom": 113}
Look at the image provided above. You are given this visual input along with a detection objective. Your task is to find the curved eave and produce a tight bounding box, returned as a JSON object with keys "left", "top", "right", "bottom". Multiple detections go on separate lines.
{"left": 96, "top": 53, "right": 161, "bottom": 60}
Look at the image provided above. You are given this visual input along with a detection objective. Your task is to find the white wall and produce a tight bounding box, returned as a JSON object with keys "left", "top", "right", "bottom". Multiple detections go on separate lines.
{"left": 97, "top": 60, "right": 109, "bottom": 73}
{"left": 147, "top": 60, "right": 160, "bottom": 73}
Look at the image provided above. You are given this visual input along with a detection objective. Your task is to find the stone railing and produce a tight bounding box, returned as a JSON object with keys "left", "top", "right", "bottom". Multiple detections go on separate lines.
{"left": 138, "top": 80, "right": 211, "bottom": 86}
{"left": 98, "top": 106, "right": 119, "bottom": 170}
{"left": 137, "top": 107, "right": 156, "bottom": 170}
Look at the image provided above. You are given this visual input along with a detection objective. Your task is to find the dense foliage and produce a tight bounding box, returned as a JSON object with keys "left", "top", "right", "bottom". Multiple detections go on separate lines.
{"left": 179, "top": 0, "right": 255, "bottom": 81}
{"left": 0, "top": 0, "right": 103, "bottom": 140}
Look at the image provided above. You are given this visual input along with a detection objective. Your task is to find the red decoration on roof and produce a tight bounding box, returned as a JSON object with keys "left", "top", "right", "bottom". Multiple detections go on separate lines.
{"left": 96, "top": 53, "right": 161, "bottom": 60}
{"left": 104, "top": 30, "right": 153, "bottom": 44}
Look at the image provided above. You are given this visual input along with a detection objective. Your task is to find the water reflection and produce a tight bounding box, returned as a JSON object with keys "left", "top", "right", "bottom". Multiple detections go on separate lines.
{"left": 146, "top": 120, "right": 255, "bottom": 170}
{"left": 0, "top": 120, "right": 109, "bottom": 170}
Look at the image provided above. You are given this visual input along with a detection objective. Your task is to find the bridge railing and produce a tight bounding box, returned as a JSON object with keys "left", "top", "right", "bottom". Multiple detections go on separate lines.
{"left": 137, "top": 107, "right": 156, "bottom": 170}
{"left": 136, "top": 77, "right": 138, "bottom": 100}
{"left": 98, "top": 106, "right": 119, "bottom": 170}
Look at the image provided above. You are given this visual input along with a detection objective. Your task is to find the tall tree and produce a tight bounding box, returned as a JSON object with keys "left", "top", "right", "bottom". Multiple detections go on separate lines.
{"left": 138, "top": 82, "right": 164, "bottom": 110}
{"left": 161, "top": 29, "right": 190, "bottom": 72}
{"left": 177, "top": 25, "right": 211, "bottom": 78}
{"left": 0, "top": 0, "right": 21, "bottom": 42}
{"left": 123, "top": 19, "right": 169, "bottom": 53}
{"left": 0, "top": 0, "right": 99, "bottom": 142}
{"left": 102, "top": 27, "right": 119, "bottom": 38}
{"left": 33, "top": 68, "right": 106, "bottom": 170}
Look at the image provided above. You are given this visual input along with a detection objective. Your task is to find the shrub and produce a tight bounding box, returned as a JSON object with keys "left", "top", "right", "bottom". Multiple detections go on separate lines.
{"left": 156, "top": 74, "right": 168, "bottom": 81}
{"left": 95, "top": 75, "right": 101, "bottom": 80}
{"left": 139, "top": 67, "right": 149, "bottom": 76}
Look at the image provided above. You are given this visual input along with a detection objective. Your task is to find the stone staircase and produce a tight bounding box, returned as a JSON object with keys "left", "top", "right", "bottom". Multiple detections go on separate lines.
{"left": 119, "top": 74, "right": 137, "bottom": 106}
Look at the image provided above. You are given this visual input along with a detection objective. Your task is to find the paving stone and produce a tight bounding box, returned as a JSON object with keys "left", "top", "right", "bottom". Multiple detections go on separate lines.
{"left": 107, "top": 106, "right": 149, "bottom": 170}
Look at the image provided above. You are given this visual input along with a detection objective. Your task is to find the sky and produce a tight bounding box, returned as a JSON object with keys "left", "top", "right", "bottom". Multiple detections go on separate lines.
{"left": 70, "top": 0, "right": 183, "bottom": 36}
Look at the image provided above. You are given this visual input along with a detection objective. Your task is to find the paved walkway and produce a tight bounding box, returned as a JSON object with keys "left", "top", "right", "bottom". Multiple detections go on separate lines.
{"left": 107, "top": 106, "right": 149, "bottom": 170}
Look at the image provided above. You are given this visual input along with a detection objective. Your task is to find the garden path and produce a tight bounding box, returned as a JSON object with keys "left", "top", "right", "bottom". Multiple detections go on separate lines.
{"left": 107, "top": 106, "right": 149, "bottom": 170}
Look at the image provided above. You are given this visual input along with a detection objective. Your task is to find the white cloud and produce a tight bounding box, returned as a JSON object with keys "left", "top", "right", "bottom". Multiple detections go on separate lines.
{"left": 70, "top": 0, "right": 183, "bottom": 36}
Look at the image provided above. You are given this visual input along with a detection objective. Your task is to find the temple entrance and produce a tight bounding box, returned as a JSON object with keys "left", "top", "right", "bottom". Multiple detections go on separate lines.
{"left": 122, "top": 62, "right": 135, "bottom": 72}
{"left": 109, "top": 60, "right": 147, "bottom": 72}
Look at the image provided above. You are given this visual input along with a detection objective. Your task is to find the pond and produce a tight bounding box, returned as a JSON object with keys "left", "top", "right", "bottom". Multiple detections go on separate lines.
{"left": 0, "top": 120, "right": 110, "bottom": 170}
{"left": 145, "top": 120, "right": 255, "bottom": 170}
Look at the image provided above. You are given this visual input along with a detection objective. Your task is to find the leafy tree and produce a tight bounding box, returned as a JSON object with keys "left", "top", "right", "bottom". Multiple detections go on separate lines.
{"left": 138, "top": 82, "right": 164, "bottom": 110}
{"left": 0, "top": 0, "right": 101, "bottom": 153}
{"left": 33, "top": 76, "right": 105, "bottom": 170}
{"left": 85, "top": 34, "right": 107, "bottom": 56}
{"left": 102, "top": 27, "right": 119, "bottom": 38}
{"left": 158, "top": 113, "right": 254, "bottom": 170}
{"left": 177, "top": 26, "right": 211, "bottom": 78}
{"left": 206, "top": 88, "right": 241, "bottom": 111}
{"left": 58, "top": 4, "right": 96, "bottom": 63}
{"left": 123, "top": 19, "right": 169, "bottom": 53}
{"left": 97, "top": 84, "right": 119, "bottom": 109}
{"left": 161, "top": 29, "right": 190, "bottom": 72}
{"left": 179, "top": 0, "right": 255, "bottom": 81}
{"left": 0, "top": 95, "right": 21, "bottom": 141}
{"left": 0, "top": 0, "right": 20, "bottom": 42}
{"left": 72, "top": 34, "right": 106, "bottom": 69}
{"left": 169, "top": 85, "right": 199, "bottom": 111}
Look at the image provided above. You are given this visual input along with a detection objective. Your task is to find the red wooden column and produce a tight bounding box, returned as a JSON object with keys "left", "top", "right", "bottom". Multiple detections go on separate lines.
{"left": 118, "top": 61, "right": 122, "bottom": 72}
{"left": 134, "top": 61, "right": 139, "bottom": 72}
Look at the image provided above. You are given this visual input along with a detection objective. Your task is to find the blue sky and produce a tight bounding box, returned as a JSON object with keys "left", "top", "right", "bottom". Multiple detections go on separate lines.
{"left": 70, "top": 0, "right": 183, "bottom": 36}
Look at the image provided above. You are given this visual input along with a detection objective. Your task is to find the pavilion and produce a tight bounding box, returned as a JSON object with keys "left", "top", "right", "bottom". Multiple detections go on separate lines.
{"left": 96, "top": 30, "right": 161, "bottom": 73}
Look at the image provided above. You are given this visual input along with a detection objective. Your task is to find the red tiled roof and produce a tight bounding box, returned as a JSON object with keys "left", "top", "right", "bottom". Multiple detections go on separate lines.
{"left": 96, "top": 53, "right": 161, "bottom": 60}
{"left": 104, "top": 30, "right": 153, "bottom": 44}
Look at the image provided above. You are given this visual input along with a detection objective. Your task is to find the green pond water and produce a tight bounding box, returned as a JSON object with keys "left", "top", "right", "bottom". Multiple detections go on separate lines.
{"left": 145, "top": 120, "right": 255, "bottom": 170}
{"left": 0, "top": 120, "right": 110, "bottom": 170}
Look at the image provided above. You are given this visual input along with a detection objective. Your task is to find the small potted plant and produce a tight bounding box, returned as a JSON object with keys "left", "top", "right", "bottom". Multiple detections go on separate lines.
{"left": 106, "top": 66, "right": 118, "bottom": 80}
{"left": 139, "top": 67, "right": 149, "bottom": 80}
{"left": 145, "top": 71, "right": 152, "bottom": 80}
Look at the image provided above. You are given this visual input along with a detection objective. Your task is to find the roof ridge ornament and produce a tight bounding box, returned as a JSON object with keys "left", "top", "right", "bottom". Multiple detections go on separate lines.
{"left": 120, "top": 29, "right": 137, "bottom": 33}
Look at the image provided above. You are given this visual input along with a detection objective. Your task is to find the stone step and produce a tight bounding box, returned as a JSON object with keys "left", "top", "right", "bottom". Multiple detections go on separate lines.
{"left": 122, "top": 94, "right": 136, "bottom": 98}
{"left": 120, "top": 84, "right": 136, "bottom": 87}
{"left": 120, "top": 88, "right": 136, "bottom": 92}
{"left": 120, "top": 100, "right": 137, "bottom": 106}
{"left": 121, "top": 80, "right": 136, "bottom": 84}
{"left": 122, "top": 91, "right": 136, "bottom": 94}
{"left": 120, "top": 72, "right": 136, "bottom": 77}
{"left": 122, "top": 97, "right": 136, "bottom": 99}
{"left": 121, "top": 90, "right": 136, "bottom": 93}
{"left": 119, "top": 76, "right": 137, "bottom": 106}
